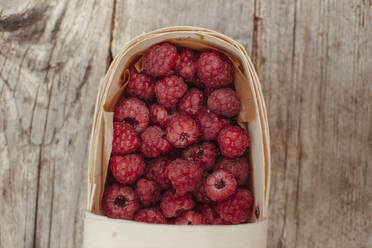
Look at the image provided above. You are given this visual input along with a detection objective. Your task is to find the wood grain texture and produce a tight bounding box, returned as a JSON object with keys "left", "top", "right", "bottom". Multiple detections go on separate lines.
{"left": 0, "top": 0, "right": 114, "bottom": 247}
{"left": 256, "top": 0, "right": 372, "bottom": 247}
{"left": 1, "top": 0, "right": 372, "bottom": 247}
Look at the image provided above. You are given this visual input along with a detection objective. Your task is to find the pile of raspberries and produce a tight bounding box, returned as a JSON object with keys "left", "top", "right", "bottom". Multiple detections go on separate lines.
{"left": 102, "top": 42, "right": 253, "bottom": 225}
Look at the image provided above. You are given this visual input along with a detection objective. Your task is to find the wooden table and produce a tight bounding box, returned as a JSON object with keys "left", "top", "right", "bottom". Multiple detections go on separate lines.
{"left": 1, "top": 0, "right": 371, "bottom": 247}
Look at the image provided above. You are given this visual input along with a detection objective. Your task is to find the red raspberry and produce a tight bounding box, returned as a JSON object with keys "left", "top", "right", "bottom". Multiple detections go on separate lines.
{"left": 166, "top": 115, "right": 199, "bottom": 148}
{"left": 197, "top": 110, "right": 228, "bottom": 141}
{"left": 110, "top": 154, "right": 145, "bottom": 184}
{"left": 193, "top": 76, "right": 204, "bottom": 88}
{"left": 160, "top": 190, "right": 194, "bottom": 218}
{"left": 149, "top": 104, "right": 169, "bottom": 127}
{"left": 155, "top": 76, "right": 187, "bottom": 108}
{"left": 218, "top": 126, "right": 249, "bottom": 158}
{"left": 126, "top": 67, "right": 155, "bottom": 100}
{"left": 143, "top": 42, "right": 179, "bottom": 77}
{"left": 102, "top": 184, "right": 139, "bottom": 220}
{"left": 215, "top": 157, "right": 249, "bottom": 186}
{"left": 134, "top": 208, "right": 167, "bottom": 224}
{"left": 174, "top": 211, "right": 205, "bottom": 225}
{"left": 205, "top": 169, "right": 237, "bottom": 202}
{"left": 177, "top": 48, "right": 199, "bottom": 82}
{"left": 192, "top": 173, "right": 211, "bottom": 203}
{"left": 145, "top": 157, "right": 171, "bottom": 190}
{"left": 136, "top": 179, "right": 160, "bottom": 207}
{"left": 114, "top": 97, "right": 149, "bottom": 133}
{"left": 140, "top": 126, "right": 171, "bottom": 158}
{"left": 177, "top": 88, "right": 204, "bottom": 117}
{"left": 198, "top": 204, "right": 228, "bottom": 225}
{"left": 111, "top": 123, "right": 140, "bottom": 155}
{"left": 166, "top": 159, "right": 203, "bottom": 196}
{"left": 182, "top": 142, "right": 217, "bottom": 170}
{"left": 197, "top": 51, "right": 233, "bottom": 88}
{"left": 216, "top": 189, "right": 253, "bottom": 224}
{"left": 207, "top": 88, "right": 241, "bottom": 117}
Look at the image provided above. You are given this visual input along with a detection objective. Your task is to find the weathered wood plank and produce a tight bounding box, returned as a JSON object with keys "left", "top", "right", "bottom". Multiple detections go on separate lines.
{"left": 257, "top": 0, "right": 372, "bottom": 247}
{"left": 0, "top": 0, "right": 114, "bottom": 247}
{"left": 111, "top": 0, "right": 255, "bottom": 58}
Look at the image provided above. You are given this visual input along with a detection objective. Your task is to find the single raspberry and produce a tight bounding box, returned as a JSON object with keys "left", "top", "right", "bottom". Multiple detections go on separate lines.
{"left": 174, "top": 211, "right": 205, "bottom": 225}
{"left": 140, "top": 126, "right": 171, "bottom": 158}
{"left": 198, "top": 204, "right": 228, "bottom": 225}
{"left": 143, "top": 42, "right": 179, "bottom": 77}
{"left": 166, "top": 115, "right": 199, "bottom": 148}
{"left": 182, "top": 142, "right": 217, "bottom": 170}
{"left": 215, "top": 157, "right": 249, "bottom": 186}
{"left": 177, "top": 88, "right": 204, "bottom": 117}
{"left": 160, "top": 190, "right": 194, "bottom": 218}
{"left": 136, "top": 179, "right": 160, "bottom": 207}
{"left": 166, "top": 159, "right": 203, "bottom": 196}
{"left": 216, "top": 189, "right": 253, "bottom": 224}
{"left": 192, "top": 173, "right": 211, "bottom": 203}
{"left": 205, "top": 169, "right": 237, "bottom": 202}
{"left": 149, "top": 104, "right": 169, "bottom": 127}
{"left": 207, "top": 88, "right": 241, "bottom": 117}
{"left": 177, "top": 48, "right": 199, "bottom": 82}
{"left": 218, "top": 126, "right": 249, "bottom": 158}
{"left": 145, "top": 157, "right": 171, "bottom": 190}
{"left": 197, "top": 110, "right": 227, "bottom": 141}
{"left": 102, "top": 184, "right": 139, "bottom": 220}
{"left": 155, "top": 76, "right": 187, "bottom": 108}
{"left": 114, "top": 97, "right": 149, "bottom": 133}
{"left": 110, "top": 154, "right": 145, "bottom": 184}
{"left": 126, "top": 67, "right": 155, "bottom": 100}
{"left": 112, "top": 123, "right": 140, "bottom": 155}
{"left": 197, "top": 51, "right": 234, "bottom": 88}
{"left": 134, "top": 208, "right": 167, "bottom": 224}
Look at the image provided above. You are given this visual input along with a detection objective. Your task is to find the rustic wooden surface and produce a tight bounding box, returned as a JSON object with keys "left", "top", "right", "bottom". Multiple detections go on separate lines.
{"left": 0, "top": 0, "right": 371, "bottom": 247}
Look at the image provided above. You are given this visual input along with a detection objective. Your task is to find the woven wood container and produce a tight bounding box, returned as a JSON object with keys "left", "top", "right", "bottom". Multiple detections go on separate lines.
{"left": 84, "top": 26, "right": 271, "bottom": 248}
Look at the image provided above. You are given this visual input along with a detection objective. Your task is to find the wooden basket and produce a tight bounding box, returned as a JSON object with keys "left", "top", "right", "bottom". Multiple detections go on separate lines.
{"left": 84, "top": 26, "right": 271, "bottom": 248}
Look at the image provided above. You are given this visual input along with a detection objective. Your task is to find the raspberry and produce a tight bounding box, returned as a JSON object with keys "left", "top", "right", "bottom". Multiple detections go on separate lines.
{"left": 140, "top": 126, "right": 171, "bottom": 158}
{"left": 166, "top": 115, "right": 199, "bottom": 148}
{"left": 102, "top": 184, "right": 139, "bottom": 220}
{"left": 143, "top": 42, "right": 179, "bottom": 77}
{"left": 207, "top": 88, "right": 241, "bottom": 117}
{"left": 126, "top": 67, "right": 155, "bottom": 100}
{"left": 216, "top": 189, "right": 253, "bottom": 224}
{"left": 145, "top": 157, "right": 171, "bottom": 190}
{"left": 218, "top": 126, "right": 249, "bottom": 158}
{"left": 177, "top": 88, "right": 204, "bottom": 117}
{"left": 205, "top": 169, "right": 237, "bottom": 202}
{"left": 134, "top": 208, "right": 167, "bottom": 224}
{"left": 215, "top": 157, "right": 249, "bottom": 186}
{"left": 174, "top": 211, "right": 205, "bottom": 225}
{"left": 149, "top": 104, "right": 169, "bottom": 127}
{"left": 114, "top": 97, "right": 149, "bottom": 133}
{"left": 197, "top": 51, "right": 233, "bottom": 88}
{"left": 155, "top": 76, "right": 187, "bottom": 108}
{"left": 182, "top": 142, "right": 217, "bottom": 170}
{"left": 160, "top": 190, "right": 194, "bottom": 218}
{"left": 197, "top": 110, "right": 227, "bottom": 140}
{"left": 192, "top": 173, "right": 211, "bottom": 203}
{"left": 166, "top": 159, "right": 203, "bottom": 196}
{"left": 193, "top": 76, "right": 204, "bottom": 88}
{"left": 177, "top": 48, "right": 199, "bottom": 82}
{"left": 198, "top": 204, "right": 227, "bottom": 225}
{"left": 110, "top": 154, "right": 145, "bottom": 184}
{"left": 111, "top": 123, "right": 140, "bottom": 155}
{"left": 136, "top": 179, "right": 160, "bottom": 207}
